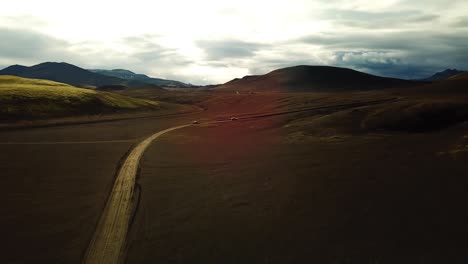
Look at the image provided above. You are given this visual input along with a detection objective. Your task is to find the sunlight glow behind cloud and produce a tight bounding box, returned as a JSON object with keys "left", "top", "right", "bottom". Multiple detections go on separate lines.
{"left": 0, "top": 0, "right": 467, "bottom": 84}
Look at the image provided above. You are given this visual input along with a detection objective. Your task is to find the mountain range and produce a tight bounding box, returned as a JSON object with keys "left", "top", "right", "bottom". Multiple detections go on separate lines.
{"left": 0, "top": 62, "right": 151, "bottom": 88}
{"left": 0, "top": 62, "right": 190, "bottom": 89}
{"left": 1, "top": 62, "right": 464, "bottom": 92}
{"left": 89, "top": 69, "right": 192, "bottom": 88}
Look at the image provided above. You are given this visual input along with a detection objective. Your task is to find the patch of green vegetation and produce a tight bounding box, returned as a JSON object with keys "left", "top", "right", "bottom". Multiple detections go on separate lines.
{"left": 0, "top": 75, "right": 159, "bottom": 120}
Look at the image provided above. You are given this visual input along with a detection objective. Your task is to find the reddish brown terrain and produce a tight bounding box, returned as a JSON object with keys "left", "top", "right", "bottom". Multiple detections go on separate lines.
{"left": 125, "top": 89, "right": 468, "bottom": 263}
{"left": 1, "top": 73, "right": 468, "bottom": 263}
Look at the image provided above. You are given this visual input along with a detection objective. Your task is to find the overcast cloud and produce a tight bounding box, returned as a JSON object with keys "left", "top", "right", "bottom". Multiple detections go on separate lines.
{"left": 0, "top": 0, "right": 467, "bottom": 84}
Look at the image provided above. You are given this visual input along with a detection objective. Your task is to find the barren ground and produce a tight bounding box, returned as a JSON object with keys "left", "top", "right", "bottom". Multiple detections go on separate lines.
{"left": 1, "top": 89, "right": 468, "bottom": 263}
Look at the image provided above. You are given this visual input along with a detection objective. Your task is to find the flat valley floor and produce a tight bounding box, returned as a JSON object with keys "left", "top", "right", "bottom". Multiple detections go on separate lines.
{"left": 2, "top": 91, "right": 468, "bottom": 263}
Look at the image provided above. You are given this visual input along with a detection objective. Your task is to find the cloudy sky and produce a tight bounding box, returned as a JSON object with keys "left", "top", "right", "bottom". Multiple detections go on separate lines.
{"left": 1, "top": 0, "right": 467, "bottom": 84}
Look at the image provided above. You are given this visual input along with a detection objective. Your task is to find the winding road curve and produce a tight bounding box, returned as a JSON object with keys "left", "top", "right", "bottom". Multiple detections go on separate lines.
{"left": 84, "top": 124, "right": 191, "bottom": 264}
{"left": 82, "top": 97, "right": 397, "bottom": 263}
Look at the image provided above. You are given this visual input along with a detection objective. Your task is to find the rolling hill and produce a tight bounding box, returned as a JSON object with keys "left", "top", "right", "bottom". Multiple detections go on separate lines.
{"left": 0, "top": 75, "right": 159, "bottom": 120}
{"left": 90, "top": 69, "right": 192, "bottom": 88}
{"left": 0, "top": 62, "right": 164, "bottom": 89}
{"left": 217, "top": 65, "right": 417, "bottom": 92}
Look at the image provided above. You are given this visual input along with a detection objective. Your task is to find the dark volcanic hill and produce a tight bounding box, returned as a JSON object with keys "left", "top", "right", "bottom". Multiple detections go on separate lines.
{"left": 0, "top": 62, "right": 160, "bottom": 89}
{"left": 90, "top": 69, "right": 192, "bottom": 88}
{"left": 217, "top": 65, "right": 416, "bottom": 92}
{"left": 423, "top": 69, "right": 465, "bottom": 81}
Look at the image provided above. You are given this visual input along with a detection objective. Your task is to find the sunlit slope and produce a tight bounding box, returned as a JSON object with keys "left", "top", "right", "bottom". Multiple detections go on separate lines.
{"left": 449, "top": 72, "right": 468, "bottom": 81}
{"left": 0, "top": 75, "right": 159, "bottom": 119}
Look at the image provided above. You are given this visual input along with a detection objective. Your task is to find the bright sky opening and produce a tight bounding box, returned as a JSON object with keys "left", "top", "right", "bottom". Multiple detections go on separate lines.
{"left": 1, "top": 0, "right": 467, "bottom": 84}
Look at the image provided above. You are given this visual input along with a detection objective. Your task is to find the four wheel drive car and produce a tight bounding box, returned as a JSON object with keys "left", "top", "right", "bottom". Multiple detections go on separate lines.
{"left": 230, "top": 117, "right": 238, "bottom": 121}
{"left": 192, "top": 120, "right": 199, "bottom": 124}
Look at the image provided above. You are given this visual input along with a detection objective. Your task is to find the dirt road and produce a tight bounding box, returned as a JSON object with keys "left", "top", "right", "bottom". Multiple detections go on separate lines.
{"left": 83, "top": 97, "right": 400, "bottom": 263}
{"left": 84, "top": 124, "right": 191, "bottom": 264}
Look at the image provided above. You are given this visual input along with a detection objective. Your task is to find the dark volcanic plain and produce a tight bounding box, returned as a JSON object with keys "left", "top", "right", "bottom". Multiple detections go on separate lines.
{"left": 0, "top": 113, "right": 194, "bottom": 263}
{"left": 2, "top": 77, "right": 468, "bottom": 263}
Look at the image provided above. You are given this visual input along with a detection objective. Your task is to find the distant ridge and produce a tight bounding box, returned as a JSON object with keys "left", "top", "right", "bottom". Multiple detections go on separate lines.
{"left": 0, "top": 62, "right": 164, "bottom": 90}
{"left": 90, "top": 69, "right": 192, "bottom": 88}
{"left": 217, "top": 65, "right": 416, "bottom": 92}
{"left": 423, "top": 69, "right": 465, "bottom": 81}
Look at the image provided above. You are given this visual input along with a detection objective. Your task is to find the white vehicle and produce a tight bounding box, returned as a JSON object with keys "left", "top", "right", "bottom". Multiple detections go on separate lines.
{"left": 192, "top": 120, "right": 199, "bottom": 124}
{"left": 230, "top": 117, "right": 238, "bottom": 121}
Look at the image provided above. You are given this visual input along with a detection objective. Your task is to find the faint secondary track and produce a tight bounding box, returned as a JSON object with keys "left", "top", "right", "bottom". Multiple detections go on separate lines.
{"left": 83, "top": 124, "right": 191, "bottom": 264}
{"left": 0, "top": 140, "right": 135, "bottom": 145}
{"left": 239, "top": 97, "right": 399, "bottom": 119}
{"left": 212, "top": 97, "right": 400, "bottom": 121}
